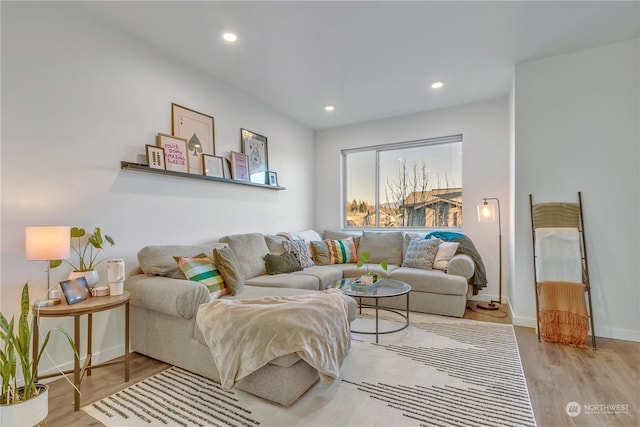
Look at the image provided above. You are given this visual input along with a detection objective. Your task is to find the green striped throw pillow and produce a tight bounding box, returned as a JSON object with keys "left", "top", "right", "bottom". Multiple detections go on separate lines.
{"left": 326, "top": 237, "right": 357, "bottom": 264}
{"left": 176, "top": 256, "right": 228, "bottom": 299}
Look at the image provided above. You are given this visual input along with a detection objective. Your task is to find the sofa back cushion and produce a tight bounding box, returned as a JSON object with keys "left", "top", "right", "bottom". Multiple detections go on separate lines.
{"left": 322, "top": 230, "right": 361, "bottom": 250}
{"left": 138, "top": 244, "right": 227, "bottom": 277}
{"left": 219, "top": 233, "right": 270, "bottom": 279}
{"left": 357, "top": 231, "right": 403, "bottom": 265}
{"left": 265, "top": 235, "right": 288, "bottom": 255}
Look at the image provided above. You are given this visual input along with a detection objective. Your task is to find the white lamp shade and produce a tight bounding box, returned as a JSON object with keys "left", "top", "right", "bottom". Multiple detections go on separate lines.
{"left": 25, "top": 226, "right": 71, "bottom": 260}
{"left": 477, "top": 203, "right": 496, "bottom": 222}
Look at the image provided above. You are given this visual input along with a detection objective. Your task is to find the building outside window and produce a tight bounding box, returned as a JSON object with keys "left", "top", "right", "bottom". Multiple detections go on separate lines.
{"left": 342, "top": 135, "right": 462, "bottom": 229}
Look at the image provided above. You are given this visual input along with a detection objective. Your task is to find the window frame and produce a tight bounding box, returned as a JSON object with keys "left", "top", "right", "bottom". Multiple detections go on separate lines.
{"left": 341, "top": 134, "right": 463, "bottom": 231}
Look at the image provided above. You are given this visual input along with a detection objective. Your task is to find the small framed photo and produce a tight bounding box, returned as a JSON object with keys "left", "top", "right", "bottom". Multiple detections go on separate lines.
{"left": 157, "top": 133, "right": 189, "bottom": 173}
{"left": 172, "top": 103, "right": 215, "bottom": 175}
{"left": 268, "top": 171, "right": 278, "bottom": 186}
{"left": 241, "top": 129, "right": 268, "bottom": 184}
{"left": 146, "top": 144, "right": 166, "bottom": 170}
{"left": 60, "top": 277, "right": 90, "bottom": 305}
{"left": 230, "top": 151, "right": 250, "bottom": 181}
{"left": 202, "top": 154, "right": 224, "bottom": 178}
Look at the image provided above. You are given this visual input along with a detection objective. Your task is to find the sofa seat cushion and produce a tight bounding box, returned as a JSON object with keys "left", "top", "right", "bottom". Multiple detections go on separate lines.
{"left": 292, "top": 266, "right": 343, "bottom": 289}
{"left": 219, "top": 233, "right": 270, "bottom": 279}
{"left": 390, "top": 267, "right": 468, "bottom": 295}
{"left": 245, "top": 273, "right": 319, "bottom": 290}
{"left": 357, "top": 231, "right": 403, "bottom": 265}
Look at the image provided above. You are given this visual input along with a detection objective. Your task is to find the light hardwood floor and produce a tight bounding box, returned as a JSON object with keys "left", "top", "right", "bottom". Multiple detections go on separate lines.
{"left": 43, "top": 303, "right": 639, "bottom": 426}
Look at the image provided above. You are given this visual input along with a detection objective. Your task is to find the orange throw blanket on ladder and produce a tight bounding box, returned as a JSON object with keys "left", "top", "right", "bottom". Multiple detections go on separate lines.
{"left": 537, "top": 281, "right": 588, "bottom": 348}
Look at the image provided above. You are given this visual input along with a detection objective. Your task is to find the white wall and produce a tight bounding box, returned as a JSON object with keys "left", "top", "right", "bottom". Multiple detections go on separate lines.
{"left": 1, "top": 2, "right": 315, "bottom": 371}
{"left": 513, "top": 39, "right": 640, "bottom": 341}
{"left": 313, "top": 97, "right": 510, "bottom": 307}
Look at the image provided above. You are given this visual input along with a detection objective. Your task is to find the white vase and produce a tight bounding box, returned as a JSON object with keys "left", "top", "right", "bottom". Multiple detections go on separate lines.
{"left": 0, "top": 384, "right": 48, "bottom": 427}
{"left": 69, "top": 269, "right": 100, "bottom": 287}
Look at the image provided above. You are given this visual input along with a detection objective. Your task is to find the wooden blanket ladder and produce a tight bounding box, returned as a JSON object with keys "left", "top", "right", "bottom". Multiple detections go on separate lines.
{"left": 529, "top": 192, "right": 596, "bottom": 349}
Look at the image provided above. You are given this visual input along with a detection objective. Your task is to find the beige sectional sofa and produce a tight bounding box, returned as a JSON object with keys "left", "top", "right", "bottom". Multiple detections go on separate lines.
{"left": 125, "top": 229, "right": 476, "bottom": 406}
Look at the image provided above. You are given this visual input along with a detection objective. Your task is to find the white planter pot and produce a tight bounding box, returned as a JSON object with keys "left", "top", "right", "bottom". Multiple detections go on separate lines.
{"left": 69, "top": 269, "right": 100, "bottom": 287}
{"left": 0, "top": 384, "right": 48, "bottom": 427}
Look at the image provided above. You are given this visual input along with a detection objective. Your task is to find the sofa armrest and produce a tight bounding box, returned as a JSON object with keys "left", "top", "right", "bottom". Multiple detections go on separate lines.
{"left": 125, "top": 273, "right": 211, "bottom": 320}
{"left": 446, "top": 254, "right": 474, "bottom": 280}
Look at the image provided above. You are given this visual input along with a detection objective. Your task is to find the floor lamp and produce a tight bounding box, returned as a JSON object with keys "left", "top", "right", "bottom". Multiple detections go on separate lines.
{"left": 477, "top": 198, "right": 502, "bottom": 310}
{"left": 25, "top": 226, "right": 71, "bottom": 307}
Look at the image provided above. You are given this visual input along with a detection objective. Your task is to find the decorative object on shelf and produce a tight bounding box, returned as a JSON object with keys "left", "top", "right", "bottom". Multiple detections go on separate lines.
{"left": 222, "top": 157, "right": 232, "bottom": 179}
{"left": 241, "top": 128, "right": 268, "bottom": 184}
{"left": 230, "top": 151, "right": 250, "bottom": 181}
{"left": 157, "top": 133, "right": 189, "bottom": 173}
{"left": 477, "top": 197, "right": 502, "bottom": 310}
{"left": 356, "top": 250, "right": 388, "bottom": 283}
{"left": 60, "top": 277, "right": 90, "bottom": 305}
{"left": 145, "top": 144, "right": 166, "bottom": 170}
{"left": 25, "top": 226, "right": 71, "bottom": 306}
{"left": 0, "top": 283, "right": 77, "bottom": 425}
{"left": 107, "top": 258, "right": 125, "bottom": 296}
{"left": 267, "top": 171, "right": 278, "bottom": 186}
{"left": 51, "top": 227, "right": 116, "bottom": 287}
{"left": 172, "top": 103, "right": 215, "bottom": 175}
{"left": 202, "top": 154, "right": 224, "bottom": 178}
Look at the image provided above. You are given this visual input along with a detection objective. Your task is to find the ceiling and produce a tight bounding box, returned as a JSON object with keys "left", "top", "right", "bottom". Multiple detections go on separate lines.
{"left": 77, "top": 1, "right": 639, "bottom": 130}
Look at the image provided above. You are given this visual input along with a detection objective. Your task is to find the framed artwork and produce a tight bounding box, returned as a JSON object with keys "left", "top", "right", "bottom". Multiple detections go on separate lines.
{"left": 157, "top": 133, "right": 189, "bottom": 173}
{"left": 230, "top": 151, "right": 250, "bottom": 181}
{"left": 268, "top": 171, "right": 278, "bottom": 186}
{"left": 241, "top": 128, "right": 268, "bottom": 184}
{"left": 60, "top": 277, "right": 90, "bottom": 305}
{"left": 171, "top": 103, "right": 215, "bottom": 175}
{"left": 202, "top": 154, "right": 224, "bottom": 178}
{"left": 146, "top": 145, "right": 166, "bottom": 170}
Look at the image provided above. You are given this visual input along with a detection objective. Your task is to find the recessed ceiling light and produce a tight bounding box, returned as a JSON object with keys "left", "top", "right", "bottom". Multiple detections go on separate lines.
{"left": 431, "top": 81, "right": 444, "bottom": 89}
{"left": 223, "top": 32, "right": 238, "bottom": 42}
{"left": 324, "top": 105, "right": 335, "bottom": 112}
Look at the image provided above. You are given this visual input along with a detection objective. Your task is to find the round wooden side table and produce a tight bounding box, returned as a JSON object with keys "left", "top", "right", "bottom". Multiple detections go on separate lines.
{"left": 32, "top": 292, "right": 130, "bottom": 411}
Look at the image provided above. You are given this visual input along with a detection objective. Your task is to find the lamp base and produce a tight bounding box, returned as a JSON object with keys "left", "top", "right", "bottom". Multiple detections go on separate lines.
{"left": 477, "top": 301, "right": 500, "bottom": 311}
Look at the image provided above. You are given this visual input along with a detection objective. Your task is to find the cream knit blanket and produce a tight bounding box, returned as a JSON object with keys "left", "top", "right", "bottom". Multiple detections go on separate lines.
{"left": 196, "top": 289, "right": 351, "bottom": 389}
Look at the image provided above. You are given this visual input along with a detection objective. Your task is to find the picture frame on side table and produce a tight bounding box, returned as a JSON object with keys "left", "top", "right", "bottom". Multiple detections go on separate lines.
{"left": 202, "top": 154, "right": 225, "bottom": 178}
{"left": 241, "top": 128, "right": 268, "bottom": 184}
{"left": 146, "top": 144, "right": 166, "bottom": 170}
{"left": 230, "top": 151, "right": 250, "bottom": 181}
{"left": 268, "top": 171, "right": 278, "bottom": 186}
{"left": 157, "top": 133, "right": 189, "bottom": 173}
{"left": 171, "top": 103, "right": 215, "bottom": 175}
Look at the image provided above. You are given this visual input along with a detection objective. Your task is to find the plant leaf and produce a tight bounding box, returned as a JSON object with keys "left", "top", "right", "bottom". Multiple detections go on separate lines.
{"left": 49, "top": 259, "right": 63, "bottom": 269}
{"left": 70, "top": 227, "right": 85, "bottom": 238}
{"left": 105, "top": 235, "right": 115, "bottom": 246}
{"left": 380, "top": 261, "right": 388, "bottom": 271}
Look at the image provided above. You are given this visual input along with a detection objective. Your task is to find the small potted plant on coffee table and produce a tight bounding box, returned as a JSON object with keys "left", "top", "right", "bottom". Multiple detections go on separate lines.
{"left": 356, "top": 251, "right": 388, "bottom": 286}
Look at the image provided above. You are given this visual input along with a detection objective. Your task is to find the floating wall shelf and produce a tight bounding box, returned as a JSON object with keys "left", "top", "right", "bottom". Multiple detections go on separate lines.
{"left": 120, "top": 161, "right": 286, "bottom": 190}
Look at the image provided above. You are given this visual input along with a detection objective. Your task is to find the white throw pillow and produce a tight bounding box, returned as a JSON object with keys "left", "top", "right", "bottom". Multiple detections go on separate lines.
{"left": 433, "top": 242, "right": 460, "bottom": 270}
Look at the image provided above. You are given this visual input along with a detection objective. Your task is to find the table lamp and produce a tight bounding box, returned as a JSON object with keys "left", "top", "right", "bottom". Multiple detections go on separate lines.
{"left": 25, "top": 226, "right": 71, "bottom": 307}
{"left": 477, "top": 198, "right": 502, "bottom": 310}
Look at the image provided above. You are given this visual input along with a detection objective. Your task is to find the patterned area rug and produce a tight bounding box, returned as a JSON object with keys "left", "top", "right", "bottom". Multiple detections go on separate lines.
{"left": 83, "top": 312, "right": 536, "bottom": 426}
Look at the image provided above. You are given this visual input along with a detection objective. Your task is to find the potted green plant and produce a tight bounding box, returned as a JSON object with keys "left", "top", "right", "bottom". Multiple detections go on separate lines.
{"left": 0, "top": 283, "right": 78, "bottom": 426}
{"left": 356, "top": 251, "right": 388, "bottom": 284}
{"left": 51, "top": 227, "right": 115, "bottom": 286}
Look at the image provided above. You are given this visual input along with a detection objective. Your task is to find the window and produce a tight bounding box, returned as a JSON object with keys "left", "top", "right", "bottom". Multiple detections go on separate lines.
{"left": 343, "top": 134, "right": 462, "bottom": 229}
